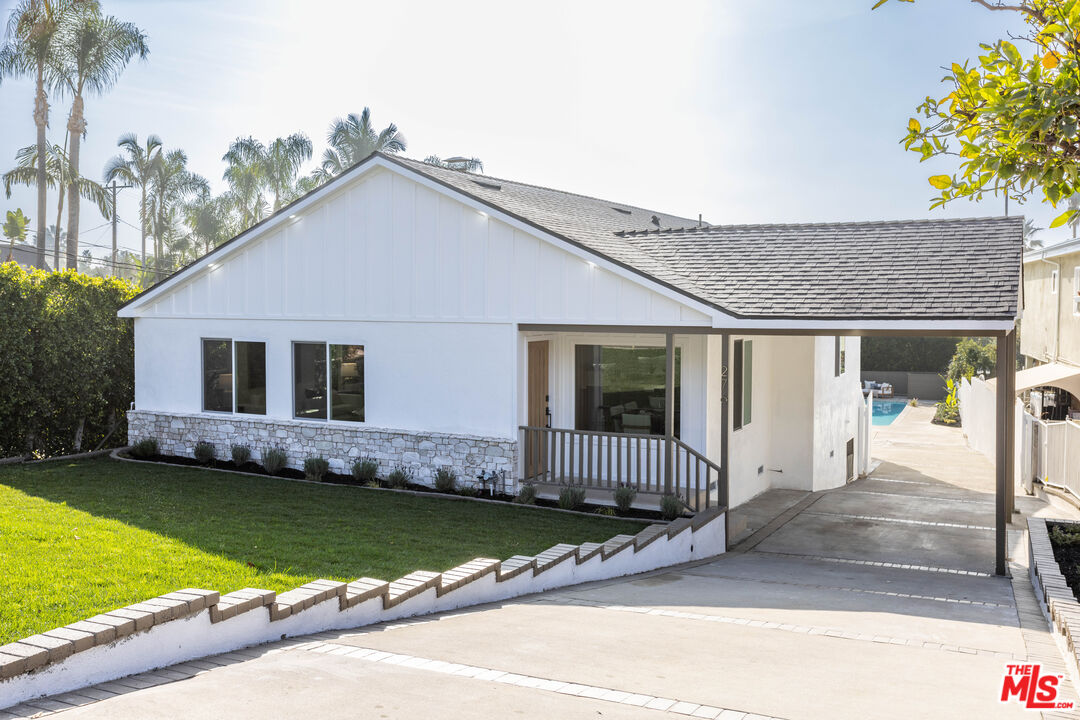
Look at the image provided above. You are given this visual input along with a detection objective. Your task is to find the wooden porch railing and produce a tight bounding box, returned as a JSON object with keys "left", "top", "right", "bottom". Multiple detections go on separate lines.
{"left": 518, "top": 426, "right": 723, "bottom": 513}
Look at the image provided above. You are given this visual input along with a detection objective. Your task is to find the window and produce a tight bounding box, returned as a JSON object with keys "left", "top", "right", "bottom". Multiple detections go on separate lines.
{"left": 733, "top": 339, "right": 752, "bottom": 430}
{"left": 293, "top": 342, "right": 365, "bottom": 422}
{"left": 202, "top": 339, "right": 232, "bottom": 412}
{"left": 574, "top": 345, "right": 680, "bottom": 436}
{"left": 235, "top": 342, "right": 266, "bottom": 414}
{"left": 202, "top": 339, "right": 266, "bottom": 414}
{"left": 835, "top": 336, "right": 846, "bottom": 376}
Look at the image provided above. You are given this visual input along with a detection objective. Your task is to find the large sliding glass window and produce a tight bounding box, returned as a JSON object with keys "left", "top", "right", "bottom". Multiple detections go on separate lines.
{"left": 202, "top": 339, "right": 266, "bottom": 414}
{"left": 293, "top": 342, "right": 365, "bottom": 422}
{"left": 574, "top": 345, "right": 680, "bottom": 436}
{"left": 331, "top": 345, "right": 365, "bottom": 422}
{"left": 235, "top": 342, "right": 267, "bottom": 414}
{"left": 202, "top": 339, "right": 233, "bottom": 412}
{"left": 294, "top": 343, "right": 328, "bottom": 419}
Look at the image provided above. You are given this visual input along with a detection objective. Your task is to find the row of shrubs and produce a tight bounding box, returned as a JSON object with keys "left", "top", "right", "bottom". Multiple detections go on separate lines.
{"left": 128, "top": 437, "right": 684, "bottom": 519}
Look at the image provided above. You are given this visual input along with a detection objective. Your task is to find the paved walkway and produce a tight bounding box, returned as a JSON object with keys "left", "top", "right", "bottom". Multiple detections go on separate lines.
{"left": 8, "top": 406, "right": 1080, "bottom": 719}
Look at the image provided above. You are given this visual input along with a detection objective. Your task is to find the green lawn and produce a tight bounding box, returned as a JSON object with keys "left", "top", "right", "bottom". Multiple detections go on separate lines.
{"left": 0, "top": 457, "right": 644, "bottom": 644}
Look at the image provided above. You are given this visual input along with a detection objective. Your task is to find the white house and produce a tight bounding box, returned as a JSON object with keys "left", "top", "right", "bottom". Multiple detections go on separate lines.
{"left": 118, "top": 153, "right": 1021, "bottom": 517}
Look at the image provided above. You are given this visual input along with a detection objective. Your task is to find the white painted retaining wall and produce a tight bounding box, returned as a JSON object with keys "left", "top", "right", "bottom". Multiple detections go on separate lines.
{"left": 0, "top": 511, "right": 725, "bottom": 711}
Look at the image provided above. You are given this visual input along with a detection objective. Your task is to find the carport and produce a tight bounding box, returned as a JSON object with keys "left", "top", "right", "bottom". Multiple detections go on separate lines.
{"left": 522, "top": 216, "right": 1023, "bottom": 576}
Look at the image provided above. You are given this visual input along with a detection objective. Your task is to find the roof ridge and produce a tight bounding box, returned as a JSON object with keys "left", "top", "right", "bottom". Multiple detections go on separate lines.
{"left": 391, "top": 154, "right": 699, "bottom": 223}
{"left": 615, "top": 214, "right": 1023, "bottom": 237}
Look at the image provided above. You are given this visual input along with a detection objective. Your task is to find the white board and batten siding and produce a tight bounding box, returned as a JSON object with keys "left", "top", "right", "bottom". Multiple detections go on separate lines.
{"left": 139, "top": 168, "right": 713, "bottom": 327}
{"left": 129, "top": 166, "right": 713, "bottom": 441}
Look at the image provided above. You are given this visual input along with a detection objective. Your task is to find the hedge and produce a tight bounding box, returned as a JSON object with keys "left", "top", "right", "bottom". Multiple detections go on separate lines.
{"left": 860, "top": 336, "right": 962, "bottom": 374}
{"left": 0, "top": 262, "right": 137, "bottom": 457}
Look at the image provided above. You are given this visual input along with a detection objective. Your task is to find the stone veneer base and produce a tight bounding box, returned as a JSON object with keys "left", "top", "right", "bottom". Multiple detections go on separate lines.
{"left": 127, "top": 410, "right": 517, "bottom": 487}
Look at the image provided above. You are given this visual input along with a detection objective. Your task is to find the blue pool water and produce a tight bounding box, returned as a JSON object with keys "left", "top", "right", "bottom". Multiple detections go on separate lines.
{"left": 872, "top": 400, "right": 908, "bottom": 426}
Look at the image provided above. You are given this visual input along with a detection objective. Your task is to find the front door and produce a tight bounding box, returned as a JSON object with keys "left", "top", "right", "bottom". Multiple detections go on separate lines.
{"left": 526, "top": 341, "right": 550, "bottom": 478}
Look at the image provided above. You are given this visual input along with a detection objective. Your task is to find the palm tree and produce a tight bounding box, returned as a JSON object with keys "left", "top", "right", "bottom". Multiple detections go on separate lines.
{"left": 103, "top": 133, "right": 161, "bottom": 269}
{"left": 184, "top": 190, "right": 235, "bottom": 255}
{"left": 313, "top": 108, "right": 405, "bottom": 182}
{"left": 147, "top": 148, "right": 207, "bottom": 279}
{"left": 3, "top": 208, "right": 30, "bottom": 262}
{"left": 223, "top": 133, "right": 311, "bottom": 216}
{"left": 424, "top": 155, "right": 484, "bottom": 173}
{"left": 0, "top": 0, "right": 95, "bottom": 268}
{"left": 1023, "top": 219, "right": 1043, "bottom": 250}
{"left": 52, "top": 6, "right": 146, "bottom": 269}
{"left": 3, "top": 141, "right": 110, "bottom": 268}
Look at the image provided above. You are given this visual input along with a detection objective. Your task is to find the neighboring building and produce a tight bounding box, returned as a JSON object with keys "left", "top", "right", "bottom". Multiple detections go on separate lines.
{"left": 4, "top": 243, "right": 51, "bottom": 271}
{"left": 1021, "top": 240, "right": 1080, "bottom": 420}
{"left": 118, "top": 153, "right": 1021, "bottom": 512}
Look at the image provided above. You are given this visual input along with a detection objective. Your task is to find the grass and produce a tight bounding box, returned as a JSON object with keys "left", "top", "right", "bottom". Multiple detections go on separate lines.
{"left": 0, "top": 457, "right": 644, "bottom": 644}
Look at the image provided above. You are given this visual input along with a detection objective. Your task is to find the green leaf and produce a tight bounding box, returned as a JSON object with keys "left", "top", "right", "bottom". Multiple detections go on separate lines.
{"left": 1051, "top": 208, "right": 1074, "bottom": 228}
{"left": 928, "top": 175, "right": 952, "bottom": 189}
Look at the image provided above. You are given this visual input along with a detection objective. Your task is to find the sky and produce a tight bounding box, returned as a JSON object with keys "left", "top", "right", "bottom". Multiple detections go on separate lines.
{"left": 0, "top": 0, "right": 1057, "bottom": 266}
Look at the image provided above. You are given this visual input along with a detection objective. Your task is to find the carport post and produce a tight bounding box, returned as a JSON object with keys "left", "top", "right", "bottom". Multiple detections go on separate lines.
{"left": 994, "top": 330, "right": 1015, "bottom": 577}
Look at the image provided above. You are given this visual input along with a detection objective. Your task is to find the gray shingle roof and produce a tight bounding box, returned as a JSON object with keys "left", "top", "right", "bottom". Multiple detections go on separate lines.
{"left": 390, "top": 155, "right": 1022, "bottom": 321}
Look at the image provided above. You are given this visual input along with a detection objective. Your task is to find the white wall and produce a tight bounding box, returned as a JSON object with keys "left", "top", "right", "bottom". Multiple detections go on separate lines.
{"left": 136, "top": 168, "right": 712, "bottom": 328}
{"left": 958, "top": 376, "right": 996, "bottom": 460}
{"left": 135, "top": 318, "right": 517, "bottom": 439}
{"left": 811, "top": 336, "right": 864, "bottom": 491}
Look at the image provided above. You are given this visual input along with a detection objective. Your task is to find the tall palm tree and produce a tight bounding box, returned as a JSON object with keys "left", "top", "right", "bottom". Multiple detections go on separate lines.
{"left": 0, "top": 0, "right": 95, "bottom": 268}
{"left": 103, "top": 133, "right": 161, "bottom": 269}
{"left": 53, "top": 6, "right": 147, "bottom": 269}
{"left": 4, "top": 141, "right": 110, "bottom": 268}
{"left": 424, "top": 155, "right": 484, "bottom": 173}
{"left": 313, "top": 108, "right": 405, "bottom": 182}
{"left": 184, "top": 190, "right": 235, "bottom": 255}
{"left": 147, "top": 148, "right": 207, "bottom": 279}
{"left": 223, "top": 133, "right": 311, "bottom": 215}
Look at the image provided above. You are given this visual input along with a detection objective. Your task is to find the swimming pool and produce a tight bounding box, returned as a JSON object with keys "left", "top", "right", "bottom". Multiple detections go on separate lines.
{"left": 872, "top": 399, "right": 908, "bottom": 426}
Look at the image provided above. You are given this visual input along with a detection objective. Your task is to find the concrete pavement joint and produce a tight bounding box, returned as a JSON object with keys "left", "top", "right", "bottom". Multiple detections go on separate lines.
{"left": 752, "top": 550, "right": 994, "bottom": 577}
{"left": 802, "top": 510, "right": 994, "bottom": 531}
{"left": 551, "top": 596, "right": 1024, "bottom": 660}
{"left": 840, "top": 489, "right": 995, "bottom": 506}
{"left": 291, "top": 640, "right": 790, "bottom": 720}
{"left": 865, "top": 476, "right": 936, "bottom": 486}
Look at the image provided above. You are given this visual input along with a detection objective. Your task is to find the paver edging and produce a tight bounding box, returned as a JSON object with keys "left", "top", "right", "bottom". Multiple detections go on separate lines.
{"left": 1027, "top": 517, "right": 1080, "bottom": 680}
{"left": 0, "top": 509, "right": 726, "bottom": 711}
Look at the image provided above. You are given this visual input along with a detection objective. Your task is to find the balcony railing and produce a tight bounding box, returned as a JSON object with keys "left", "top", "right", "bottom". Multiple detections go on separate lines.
{"left": 518, "top": 425, "right": 723, "bottom": 513}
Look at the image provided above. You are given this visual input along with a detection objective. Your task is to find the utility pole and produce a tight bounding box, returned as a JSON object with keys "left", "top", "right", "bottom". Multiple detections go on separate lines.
{"left": 108, "top": 181, "right": 132, "bottom": 276}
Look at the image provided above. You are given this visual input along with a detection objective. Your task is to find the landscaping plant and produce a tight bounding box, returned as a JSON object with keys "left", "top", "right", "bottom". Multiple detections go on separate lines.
{"left": 231, "top": 444, "right": 252, "bottom": 466}
{"left": 434, "top": 466, "right": 457, "bottom": 493}
{"left": 262, "top": 447, "right": 288, "bottom": 475}
{"left": 304, "top": 457, "right": 330, "bottom": 481}
{"left": 934, "top": 378, "right": 960, "bottom": 426}
{"left": 558, "top": 485, "right": 587, "bottom": 511}
{"left": 613, "top": 485, "right": 637, "bottom": 515}
{"left": 387, "top": 466, "right": 411, "bottom": 489}
{"left": 193, "top": 441, "right": 215, "bottom": 465}
{"left": 351, "top": 457, "right": 378, "bottom": 483}
{"left": 660, "top": 494, "right": 683, "bottom": 521}
{"left": 129, "top": 437, "right": 158, "bottom": 459}
{"left": 515, "top": 484, "right": 537, "bottom": 505}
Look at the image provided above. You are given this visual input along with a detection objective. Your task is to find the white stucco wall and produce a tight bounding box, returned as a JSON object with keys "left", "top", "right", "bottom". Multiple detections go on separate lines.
{"left": 811, "top": 335, "right": 864, "bottom": 491}
{"left": 135, "top": 317, "right": 517, "bottom": 439}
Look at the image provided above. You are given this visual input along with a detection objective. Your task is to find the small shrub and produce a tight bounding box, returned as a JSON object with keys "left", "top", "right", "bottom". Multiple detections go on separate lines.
{"left": 304, "top": 456, "right": 330, "bottom": 481}
{"left": 262, "top": 446, "right": 288, "bottom": 475}
{"left": 458, "top": 483, "right": 481, "bottom": 498}
{"left": 909, "top": 397, "right": 919, "bottom": 407}
{"left": 231, "top": 444, "right": 252, "bottom": 465}
{"left": 595, "top": 506, "right": 616, "bottom": 517}
{"left": 558, "top": 485, "right": 587, "bottom": 511}
{"left": 129, "top": 437, "right": 158, "bottom": 459}
{"left": 514, "top": 484, "right": 537, "bottom": 505}
{"left": 1050, "top": 523, "right": 1080, "bottom": 548}
{"left": 364, "top": 480, "right": 380, "bottom": 489}
{"left": 193, "top": 441, "right": 216, "bottom": 465}
{"left": 352, "top": 457, "right": 378, "bottom": 483}
{"left": 660, "top": 494, "right": 683, "bottom": 521}
{"left": 434, "top": 466, "right": 457, "bottom": 493}
{"left": 613, "top": 485, "right": 638, "bottom": 514}
{"left": 387, "top": 466, "right": 412, "bottom": 489}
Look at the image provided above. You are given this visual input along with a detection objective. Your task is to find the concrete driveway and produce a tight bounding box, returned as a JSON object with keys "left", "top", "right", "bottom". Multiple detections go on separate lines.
{"left": 9, "top": 406, "right": 1080, "bottom": 720}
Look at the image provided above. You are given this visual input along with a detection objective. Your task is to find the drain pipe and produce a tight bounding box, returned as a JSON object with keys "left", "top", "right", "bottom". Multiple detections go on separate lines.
{"left": 1041, "top": 256, "right": 1061, "bottom": 362}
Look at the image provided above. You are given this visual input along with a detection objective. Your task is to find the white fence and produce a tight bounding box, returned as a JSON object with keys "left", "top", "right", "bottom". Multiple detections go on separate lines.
{"left": 1023, "top": 411, "right": 1080, "bottom": 501}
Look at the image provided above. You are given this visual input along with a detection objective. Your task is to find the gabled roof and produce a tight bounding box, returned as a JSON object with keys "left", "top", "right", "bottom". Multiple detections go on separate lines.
{"left": 120, "top": 152, "right": 1022, "bottom": 324}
